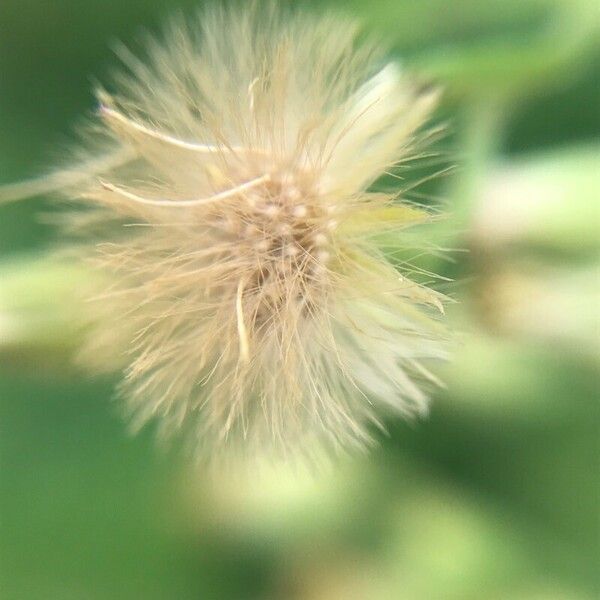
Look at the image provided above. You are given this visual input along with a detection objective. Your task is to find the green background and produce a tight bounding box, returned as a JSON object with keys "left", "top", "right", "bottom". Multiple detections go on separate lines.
{"left": 0, "top": 1, "right": 598, "bottom": 598}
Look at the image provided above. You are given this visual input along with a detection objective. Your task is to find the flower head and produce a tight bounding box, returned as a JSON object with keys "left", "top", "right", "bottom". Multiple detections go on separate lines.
{"left": 6, "top": 3, "right": 450, "bottom": 460}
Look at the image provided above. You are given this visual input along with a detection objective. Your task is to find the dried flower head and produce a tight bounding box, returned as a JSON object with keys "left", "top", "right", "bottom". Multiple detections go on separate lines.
{"left": 2, "top": 3, "right": 450, "bottom": 460}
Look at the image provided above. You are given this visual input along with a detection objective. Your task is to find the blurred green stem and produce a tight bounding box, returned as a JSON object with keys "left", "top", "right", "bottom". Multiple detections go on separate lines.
{"left": 453, "top": 97, "right": 507, "bottom": 224}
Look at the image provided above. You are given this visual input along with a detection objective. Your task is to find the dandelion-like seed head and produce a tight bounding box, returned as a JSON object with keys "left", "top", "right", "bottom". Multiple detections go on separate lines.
{"left": 6, "top": 3, "right": 451, "bottom": 461}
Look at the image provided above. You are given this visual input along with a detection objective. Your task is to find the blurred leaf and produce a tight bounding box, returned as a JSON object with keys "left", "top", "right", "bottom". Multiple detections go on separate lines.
{"left": 335, "top": 0, "right": 600, "bottom": 101}
{"left": 0, "top": 255, "right": 90, "bottom": 368}
{"left": 473, "top": 145, "right": 600, "bottom": 254}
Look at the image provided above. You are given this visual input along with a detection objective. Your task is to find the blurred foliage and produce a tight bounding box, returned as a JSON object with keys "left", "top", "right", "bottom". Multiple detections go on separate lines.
{"left": 0, "top": 1, "right": 599, "bottom": 599}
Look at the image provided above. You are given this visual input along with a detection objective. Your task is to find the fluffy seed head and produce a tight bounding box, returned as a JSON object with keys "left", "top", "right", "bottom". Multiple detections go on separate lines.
{"left": 20, "top": 4, "right": 451, "bottom": 460}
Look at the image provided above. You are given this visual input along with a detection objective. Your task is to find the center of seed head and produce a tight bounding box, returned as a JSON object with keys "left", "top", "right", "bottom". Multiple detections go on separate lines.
{"left": 243, "top": 172, "right": 332, "bottom": 268}
{"left": 222, "top": 170, "right": 337, "bottom": 338}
